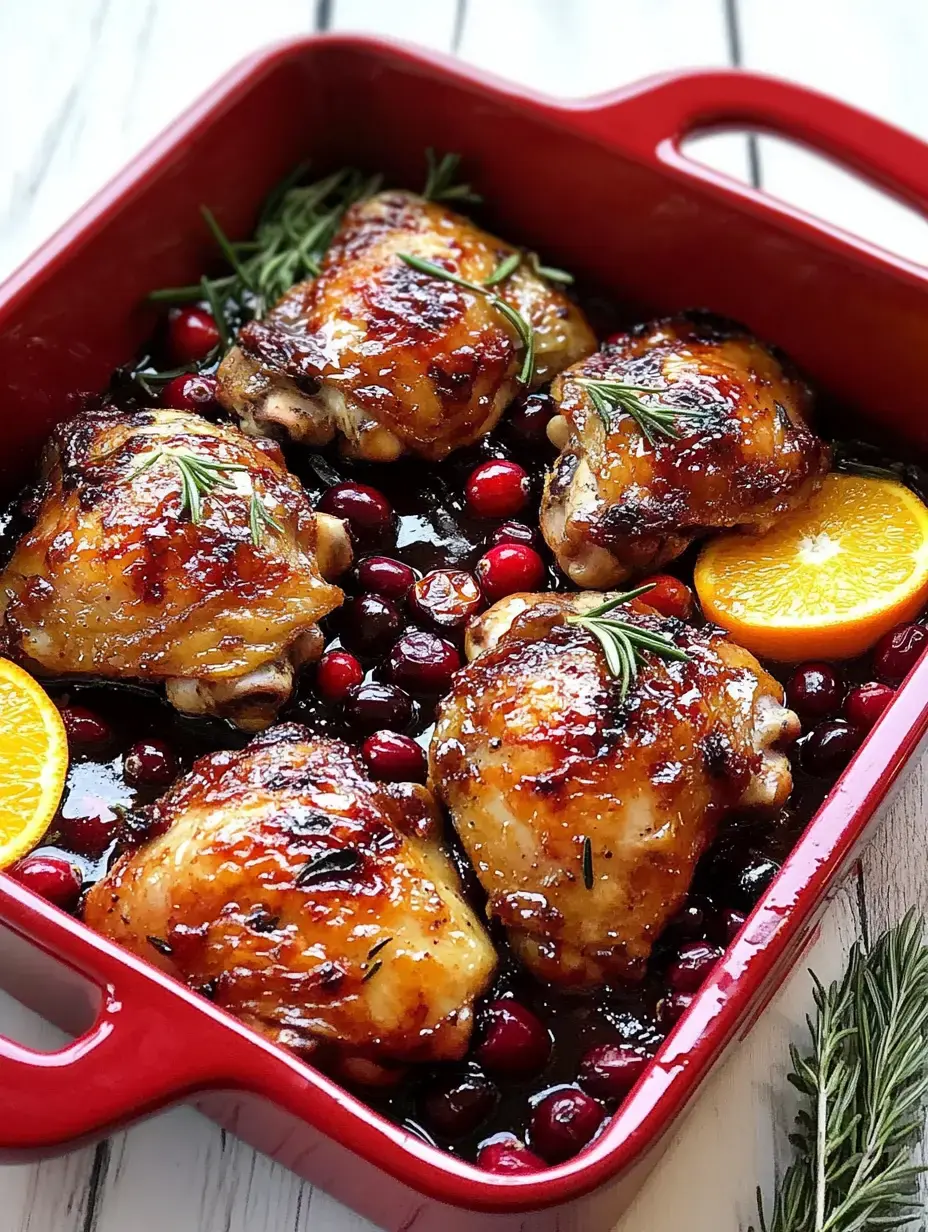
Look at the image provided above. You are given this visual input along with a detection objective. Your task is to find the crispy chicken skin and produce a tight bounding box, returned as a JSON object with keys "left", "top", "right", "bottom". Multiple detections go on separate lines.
{"left": 0, "top": 409, "right": 351, "bottom": 731}
{"left": 541, "top": 313, "right": 831, "bottom": 587}
{"left": 217, "top": 190, "right": 595, "bottom": 462}
{"left": 84, "top": 726, "right": 496, "bottom": 1081}
{"left": 431, "top": 592, "right": 799, "bottom": 989}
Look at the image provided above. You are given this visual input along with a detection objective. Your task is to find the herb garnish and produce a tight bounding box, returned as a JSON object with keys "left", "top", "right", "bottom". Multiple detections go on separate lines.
{"left": 146, "top": 935, "right": 173, "bottom": 957}
{"left": 367, "top": 937, "right": 393, "bottom": 960}
{"left": 422, "top": 149, "right": 482, "bottom": 205}
{"left": 576, "top": 378, "right": 713, "bottom": 445}
{"left": 296, "top": 848, "right": 362, "bottom": 887}
{"left": 566, "top": 584, "right": 690, "bottom": 703}
{"left": 581, "top": 837, "right": 594, "bottom": 890}
{"left": 483, "top": 251, "right": 523, "bottom": 287}
{"left": 527, "top": 250, "right": 574, "bottom": 285}
{"left": 483, "top": 249, "right": 574, "bottom": 290}
{"left": 361, "top": 960, "right": 383, "bottom": 983}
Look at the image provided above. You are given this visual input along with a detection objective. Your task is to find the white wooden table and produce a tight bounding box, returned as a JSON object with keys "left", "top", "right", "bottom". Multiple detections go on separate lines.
{"left": 3, "top": 3, "right": 928, "bottom": 1229}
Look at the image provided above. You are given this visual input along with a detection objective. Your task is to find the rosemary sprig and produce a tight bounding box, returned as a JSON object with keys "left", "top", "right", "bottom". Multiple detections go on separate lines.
{"left": 527, "top": 250, "right": 574, "bottom": 285}
{"left": 422, "top": 148, "right": 482, "bottom": 205}
{"left": 754, "top": 911, "right": 928, "bottom": 1232}
{"left": 484, "top": 251, "right": 522, "bottom": 287}
{"left": 566, "top": 584, "right": 690, "bottom": 703}
{"left": 581, "top": 836, "right": 594, "bottom": 890}
{"left": 483, "top": 249, "right": 574, "bottom": 289}
{"left": 576, "top": 377, "right": 713, "bottom": 446}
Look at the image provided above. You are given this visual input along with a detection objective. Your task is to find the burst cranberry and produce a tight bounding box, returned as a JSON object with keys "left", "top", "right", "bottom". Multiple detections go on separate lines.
{"left": 409, "top": 570, "right": 483, "bottom": 631}
{"left": 318, "top": 483, "right": 395, "bottom": 547}
{"left": 362, "top": 732, "right": 426, "bottom": 783}
{"left": 475, "top": 1000, "right": 551, "bottom": 1076}
{"left": 386, "top": 630, "right": 461, "bottom": 695}
{"left": 873, "top": 622, "right": 928, "bottom": 683}
{"left": 478, "top": 1139, "right": 545, "bottom": 1174}
{"left": 801, "top": 720, "right": 861, "bottom": 776}
{"left": 316, "top": 651, "right": 364, "bottom": 703}
{"left": 57, "top": 812, "right": 118, "bottom": 857}
{"left": 58, "top": 705, "right": 112, "bottom": 750}
{"left": 656, "top": 990, "right": 695, "bottom": 1030}
{"left": 160, "top": 373, "right": 220, "bottom": 412}
{"left": 123, "top": 739, "right": 178, "bottom": 787}
{"left": 7, "top": 855, "right": 82, "bottom": 911}
{"left": 339, "top": 594, "right": 403, "bottom": 658}
{"left": 476, "top": 544, "right": 545, "bottom": 601}
{"left": 529, "top": 1087, "right": 604, "bottom": 1163}
{"left": 785, "top": 662, "right": 841, "bottom": 721}
{"left": 845, "top": 681, "right": 894, "bottom": 730}
{"left": 667, "top": 940, "right": 723, "bottom": 993}
{"left": 578, "top": 1043, "right": 648, "bottom": 1101}
{"left": 420, "top": 1071, "right": 498, "bottom": 1140}
{"left": 640, "top": 574, "right": 693, "bottom": 620}
{"left": 167, "top": 305, "right": 221, "bottom": 364}
{"left": 343, "top": 682, "right": 412, "bottom": 736}
{"left": 508, "top": 391, "right": 557, "bottom": 448}
{"left": 489, "top": 520, "right": 541, "bottom": 550}
{"left": 466, "top": 460, "right": 530, "bottom": 519}
{"left": 355, "top": 556, "right": 416, "bottom": 600}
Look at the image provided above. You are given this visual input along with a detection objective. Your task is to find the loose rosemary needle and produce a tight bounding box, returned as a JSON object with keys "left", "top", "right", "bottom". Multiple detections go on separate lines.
{"left": 577, "top": 377, "right": 713, "bottom": 445}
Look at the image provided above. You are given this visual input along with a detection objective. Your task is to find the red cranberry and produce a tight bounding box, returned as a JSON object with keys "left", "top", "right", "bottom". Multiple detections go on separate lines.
{"left": 475, "top": 1000, "right": 551, "bottom": 1077}
{"left": 409, "top": 570, "right": 483, "bottom": 631}
{"left": 667, "top": 940, "right": 723, "bottom": 993}
{"left": 508, "top": 391, "right": 557, "bottom": 448}
{"left": 656, "top": 990, "right": 695, "bottom": 1030}
{"left": 386, "top": 631, "right": 461, "bottom": 695}
{"left": 318, "top": 483, "right": 395, "bottom": 548}
{"left": 160, "top": 373, "right": 220, "bottom": 412}
{"left": 801, "top": 720, "right": 862, "bottom": 776}
{"left": 466, "top": 460, "right": 530, "bottom": 519}
{"left": 663, "top": 902, "right": 705, "bottom": 943}
{"left": 578, "top": 1043, "right": 648, "bottom": 1101}
{"left": 477, "top": 1138, "right": 545, "bottom": 1174}
{"left": 734, "top": 856, "right": 780, "bottom": 909}
{"left": 785, "top": 662, "right": 841, "bottom": 721}
{"left": 420, "top": 1071, "right": 498, "bottom": 1140}
{"left": 476, "top": 544, "right": 545, "bottom": 601}
{"left": 529, "top": 1087, "right": 604, "bottom": 1163}
{"left": 58, "top": 705, "right": 112, "bottom": 750}
{"left": 167, "top": 306, "right": 220, "bottom": 364}
{"left": 57, "top": 812, "right": 118, "bottom": 857}
{"left": 355, "top": 556, "right": 416, "bottom": 600}
{"left": 343, "top": 682, "right": 412, "bottom": 736}
{"left": 489, "top": 520, "right": 541, "bottom": 550}
{"left": 316, "top": 651, "right": 364, "bottom": 703}
{"left": 717, "top": 907, "right": 748, "bottom": 944}
{"left": 640, "top": 574, "right": 693, "bottom": 620}
{"left": 845, "top": 681, "right": 894, "bottom": 731}
{"left": 873, "top": 621, "right": 928, "bottom": 683}
{"left": 7, "top": 855, "right": 82, "bottom": 911}
{"left": 339, "top": 594, "right": 403, "bottom": 658}
{"left": 123, "top": 739, "right": 178, "bottom": 788}
{"left": 362, "top": 732, "right": 426, "bottom": 783}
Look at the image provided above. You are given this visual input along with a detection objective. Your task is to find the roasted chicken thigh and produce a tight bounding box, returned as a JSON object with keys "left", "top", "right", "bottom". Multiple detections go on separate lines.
{"left": 84, "top": 726, "right": 496, "bottom": 1080}
{"left": 431, "top": 591, "right": 799, "bottom": 989}
{"left": 541, "top": 313, "right": 831, "bottom": 587}
{"left": 0, "top": 409, "right": 350, "bottom": 730}
{"left": 218, "top": 190, "right": 595, "bottom": 462}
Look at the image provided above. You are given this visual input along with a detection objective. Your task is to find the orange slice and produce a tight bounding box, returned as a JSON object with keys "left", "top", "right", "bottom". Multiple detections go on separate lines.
{"left": 694, "top": 474, "right": 928, "bottom": 661}
{"left": 0, "top": 660, "right": 68, "bottom": 868}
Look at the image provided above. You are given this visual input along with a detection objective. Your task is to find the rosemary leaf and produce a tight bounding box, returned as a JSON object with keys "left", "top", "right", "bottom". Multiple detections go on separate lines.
{"left": 367, "top": 936, "right": 393, "bottom": 960}
{"left": 361, "top": 960, "right": 383, "bottom": 983}
{"left": 423, "top": 148, "right": 482, "bottom": 205}
{"left": 484, "top": 251, "right": 522, "bottom": 286}
{"left": 296, "top": 848, "right": 361, "bottom": 887}
{"left": 577, "top": 377, "right": 713, "bottom": 445}
{"left": 249, "top": 492, "right": 284, "bottom": 548}
{"left": 527, "top": 250, "right": 574, "bottom": 285}
{"left": 581, "top": 836, "right": 594, "bottom": 890}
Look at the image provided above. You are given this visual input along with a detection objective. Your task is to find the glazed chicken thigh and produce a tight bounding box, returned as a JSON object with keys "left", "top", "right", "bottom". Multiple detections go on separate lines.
{"left": 431, "top": 591, "right": 799, "bottom": 989}
{"left": 85, "top": 726, "right": 496, "bottom": 1080}
{"left": 541, "top": 313, "right": 831, "bottom": 587}
{"left": 218, "top": 190, "right": 595, "bottom": 461}
{"left": 0, "top": 409, "right": 350, "bottom": 730}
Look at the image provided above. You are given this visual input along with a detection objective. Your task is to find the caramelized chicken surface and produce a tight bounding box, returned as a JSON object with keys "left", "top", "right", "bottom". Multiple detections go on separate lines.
{"left": 218, "top": 190, "right": 595, "bottom": 462}
{"left": 0, "top": 409, "right": 350, "bottom": 730}
{"left": 85, "top": 726, "right": 496, "bottom": 1080}
{"left": 431, "top": 592, "right": 799, "bottom": 989}
{"left": 541, "top": 313, "right": 831, "bottom": 587}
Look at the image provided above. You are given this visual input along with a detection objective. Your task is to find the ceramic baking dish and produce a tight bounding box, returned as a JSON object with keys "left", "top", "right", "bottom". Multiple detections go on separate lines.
{"left": 3, "top": 35, "right": 928, "bottom": 1232}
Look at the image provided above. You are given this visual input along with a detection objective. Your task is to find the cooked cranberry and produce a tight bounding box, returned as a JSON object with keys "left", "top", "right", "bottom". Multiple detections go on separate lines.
{"left": 656, "top": 990, "right": 695, "bottom": 1030}
{"left": 578, "top": 1043, "right": 648, "bottom": 1101}
{"left": 731, "top": 856, "right": 780, "bottom": 910}
{"left": 420, "top": 1071, "right": 498, "bottom": 1140}
{"left": 57, "top": 812, "right": 118, "bottom": 857}
{"left": 477, "top": 1138, "right": 545, "bottom": 1174}
{"left": 475, "top": 1000, "right": 551, "bottom": 1076}
{"left": 476, "top": 544, "right": 545, "bottom": 601}
{"left": 386, "top": 630, "right": 461, "bottom": 695}
{"left": 167, "top": 306, "right": 220, "bottom": 364}
{"left": 318, "top": 483, "right": 395, "bottom": 547}
{"left": 785, "top": 662, "right": 841, "bottom": 721}
{"left": 316, "top": 651, "right": 364, "bottom": 703}
{"left": 845, "top": 681, "right": 894, "bottom": 730}
{"left": 339, "top": 594, "right": 403, "bottom": 658}
{"left": 123, "top": 739, "right": 178, "bottom": 787}
{"left": 667, "top": 940, "right": 723, "bottom": 993}
{"left": 640, "top": 574, "right": 693, "bottom": 620}
{"left": 717, "top": 907, "right": 748, "bottom": 944}
{"left": 58, "top": 705, "right": 112, "bottom": 750}
{"left": 343, "top": 682, "right": 412, "bottom": 736}
{"left": 489, "top": 520, "right": 541, "bottom": 550}
{"left": 529, "top": 1087, "right": 604, "bottom": 1163}
{"left": 662, "top": 902, "right": 705, "bottom": 943}
{"left": 801, "top": 720, "right": 862, "bottom": 776}
{"left": 160, "top": 373, "right": 220, "bottom": 412}
{"left": 355, "top": 556, "right": 416, "bottom": 600}
{"left": 873, "top": 621, "right": 928, "bottom": 683}
{"left": 7, "top": 855, "right": 82, "bottom": 911}
{"left": 508, "top": 391, "right": 557, "bottom": 448}
{"left": 409, "top": 570, "right": 483, "bottom": 631}
{"left": 466, "top": 460, "right": 530, "bottom": 519}
{"left": 362, "top": 732, "right": 426, "bottom": 783}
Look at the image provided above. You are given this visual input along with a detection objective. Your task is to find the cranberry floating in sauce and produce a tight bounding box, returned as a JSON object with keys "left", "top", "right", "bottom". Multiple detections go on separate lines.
{"left": 785, "top": 662, "right": 841, "bottom": 721}
{"left": 475, "top": 999, "right": 551, "bottom": 1077}
{"left": 640, "top": 574, "right": 693, "bottom": 620}
{"left": 7, "top": 855, "right": 82, "bottom": 911}
{"left": 476, "top": 544, "right": 546, "bottom": 602}
{"left": 361, "top": 731, "right": 427, "bottom": 783}
{"left": 873, "top": 621, "right": 928, "bottom": 684}
{"left": 167, "top": 306, "right": 221, "bottom": 365}
{"left": 420, "top": 1070, "right": 498, "bottom": 1140}
{"left": 717, "top": 907, "right": 748, "bottom": 945}
{"left": 339, "top": 594, "right": 403, "bottom": 658}
{"left": 123, "top": 739, "right": 178, "bottom": 788}
{"left": 57, "top": 811, "right": 118, "bottom": 858}
{"left": 58, "top": 705, "right": 113, "bottom": 751}
{"left": 466, "top": 460, "right": 531, "bottom": 519}
{"left": 800, "top": 720, "right": 862, "bottom": 777}
{"left": 489, "top": 520, "right": 541, "bottom": 550}
{"left": 507, "top": 391, "right": 557, "bottom": 448}
{"left": 318, "top": 483, "right": 395, "bottom": 548}
{"left": 656, "top": 990, "right": 695, "bottom": 1031}
{"left": 409, "top": 569, "right": 483, "bottom": 631}
{"left": 844, "top": 681, "right": 894, "bottom": 731}
{"left": 577, "top": 1043, "right": 648, "bottom": 1101}
{"left": 316, "top": 651, "right": 364, "bottom": 703}
{"left": 160, "top": 373, "right": 220, "bottom": 413}
{"left": 343, "top": 682, "right": 412, "bottom": 737}
{"left": 355, "top": 556, "right": 416, "bottom": 601}
{"left": 529, "top": 1087, "right": 604, "bottom": 1164}
{"left": 477, "top": 1138, "right": 545, "bottom": 1174}
{"left": 666, "top": 940, "right": 723, "bottom": 993}
{"left": 386, "top": 630, "right": 461, "bottom": 696}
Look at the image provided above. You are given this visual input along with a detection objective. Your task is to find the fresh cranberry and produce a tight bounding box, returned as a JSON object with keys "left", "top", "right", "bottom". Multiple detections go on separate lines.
{"left": 7, "top": 855, "right": 82, "bottom": 911}
{"left": 656, "top": 990, "right": 695, "bottom": 1030}
{"left": 343, "top": 682, "right": 412, "bottom": 736}
{"left": 409, "top": 570, "right": 483, "bottom": 631}
{"left": 508, "top": 392, "right": 557, "bottom": 448}
{"left": 577, "top": 1043, "right": 648, "bottom": 1101}
{"left": 785, "top": 662, "right": 841, "bottom": 721}
{"left": 386, "top": 631, "right": 461, "bottom": 695}
{"left": 420, "top": 1071, "right": 498, "bottom": 1140}
{"left": 475, "top": 1000, "right": 551, "bottom": 1077}
{"left": 354, "top": 556, "right": 416, "bottom": 600}
{"left": 529, "top": 1087, "right": 604, "bottom": 1163}
{"left": 476, "top": 544, "right": 546, "bottom": 601}
{"left": 477, "top": 1138, "right": 545, "bottom": 1174}
{"left": 318, "top": 483, "right": 395, "bottom": 548}
{"left": 362, "top": 732, "right": 426, "bottom": 783}
{"left": 123, "top": 739, "right": 178, "bottom": 788}
{"left": 466, "top": 460, "right": 531, "bottom": 519}
{"left": 489, "top": 520, "right": 541, "bottom": 550}
{"left": 58, "top": 705, "right": 112, "bottom": 750}
{"left": 717, "top": 907, "right": 748, "bottom": 944}
{"left": 873, "top": 622, "right": 928, "bottom": 683}
{"left": 160, "top": 373, "right": 220, "bottom": 412}
{"left": 339, "top": 594, "right": 403, "bottom": 658}
{"left": 801, "top": 720, "right": 862, "bottom": 776}
{"left": 316, "top": 651, "right": 364, "bottom": 703}
{"left": 640, "top": 575, "right": 693, "bottom": 620}
{"left": 167, "top": 306, "right": 221, "bottom": 364}
{"left": 57, "top": 812, "right": 118, "bottom": 857}
{"left": 666, "top": 940, "right": 723, "bottom": 993}
{"left": 845, "top": 681, "right": 894, "bottom": 731}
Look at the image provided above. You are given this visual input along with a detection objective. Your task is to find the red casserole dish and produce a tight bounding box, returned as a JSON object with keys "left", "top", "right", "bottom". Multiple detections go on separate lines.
{"left": 3, "top": 35, "right": 928, "bottom": 1231}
